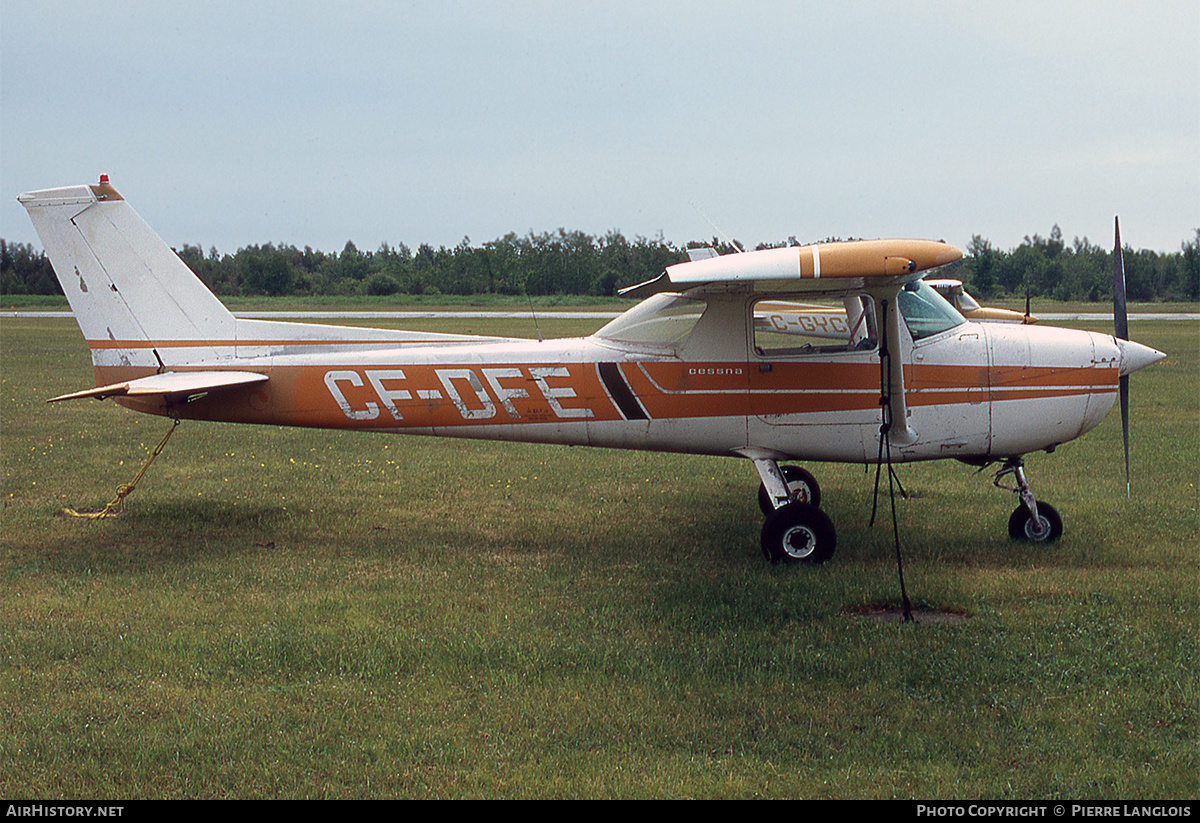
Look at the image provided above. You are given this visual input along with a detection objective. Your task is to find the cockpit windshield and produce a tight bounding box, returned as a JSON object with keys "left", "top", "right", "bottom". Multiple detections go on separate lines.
{"left": 898, "top": 280, "right": 966, "bottom": 340}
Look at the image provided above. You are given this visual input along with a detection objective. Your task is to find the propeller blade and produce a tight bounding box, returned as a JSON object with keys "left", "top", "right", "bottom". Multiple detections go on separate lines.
{"left": 1119, "top": 373, "right": 1131, "bottom": 497}
{"left": 1113, "top": 217, "right": 1131, "bottom": 497}
{"left": 1114, "top": 217, "right": 1128, "bottom": 341}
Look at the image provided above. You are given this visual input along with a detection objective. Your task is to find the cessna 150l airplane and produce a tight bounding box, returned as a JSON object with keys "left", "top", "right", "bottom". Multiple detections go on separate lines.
{"left": 18, "top": 177, "right": 1165, "bottom": 564}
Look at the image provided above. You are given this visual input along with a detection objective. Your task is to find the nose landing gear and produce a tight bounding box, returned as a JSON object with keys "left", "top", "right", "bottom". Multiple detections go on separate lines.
{"left": 994, "top": 457, "right": 1063, "bottom": 543}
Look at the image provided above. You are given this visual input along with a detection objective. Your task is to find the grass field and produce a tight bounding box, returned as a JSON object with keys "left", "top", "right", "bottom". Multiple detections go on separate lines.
{"left": 1, "top": 310, "right": 1196, "bottom": 799}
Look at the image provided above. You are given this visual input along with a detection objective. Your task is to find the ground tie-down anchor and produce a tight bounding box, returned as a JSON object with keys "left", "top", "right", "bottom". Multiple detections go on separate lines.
{"left": 64, "top": 419, "right": 181, "bottom": 520}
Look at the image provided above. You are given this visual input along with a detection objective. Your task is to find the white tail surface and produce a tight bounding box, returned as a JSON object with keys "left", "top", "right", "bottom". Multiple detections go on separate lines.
{"left": 18, "top": 179, "right": 236, "bottom": 369}
{"left": 20, "top": 178, "right": 532, "bottom": 393}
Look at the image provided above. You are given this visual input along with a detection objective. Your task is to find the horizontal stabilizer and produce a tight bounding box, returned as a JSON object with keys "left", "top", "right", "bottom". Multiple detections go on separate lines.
{"left": 49, "top": 371, "right": 268, "bottom": 403}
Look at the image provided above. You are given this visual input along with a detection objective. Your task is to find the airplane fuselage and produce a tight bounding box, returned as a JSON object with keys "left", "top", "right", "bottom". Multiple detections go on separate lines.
{"left": 100, "top": 299, "right": 1121, "bottom": 465}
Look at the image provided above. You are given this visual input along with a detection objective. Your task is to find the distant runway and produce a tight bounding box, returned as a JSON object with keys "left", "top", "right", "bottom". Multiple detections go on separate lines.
{"left": 1038, "top": 313, "right": 1200, "bottom": 321}
{"left": 235, "top": 310, "right": 624, "bottom": 319}
{"left": 0, "top": 310, "right": 623, "bottom": 320}
{"left": 3, "top": 310, "right": 1198, "bottom": 321}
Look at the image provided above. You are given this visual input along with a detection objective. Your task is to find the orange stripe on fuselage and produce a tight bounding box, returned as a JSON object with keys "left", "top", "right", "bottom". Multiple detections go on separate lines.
{"left": 627, "top": 361, "right": 754, "bottom": 419}
{"left": 95, "top": 359, "right": 1118, "bottom": 429}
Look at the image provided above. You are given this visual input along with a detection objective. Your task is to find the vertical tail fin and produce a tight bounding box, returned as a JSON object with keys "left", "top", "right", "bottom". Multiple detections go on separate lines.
{"left": 17, "top": 176, "right": 236, "bottom": 373}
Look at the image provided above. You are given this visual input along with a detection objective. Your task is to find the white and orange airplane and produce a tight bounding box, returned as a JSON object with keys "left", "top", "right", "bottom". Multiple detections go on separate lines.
{"left": 927, "top": 278, "right": 1036, "bottom": 324}
{"left": 18, "top": 177, "right": 1165, "bottom": 564}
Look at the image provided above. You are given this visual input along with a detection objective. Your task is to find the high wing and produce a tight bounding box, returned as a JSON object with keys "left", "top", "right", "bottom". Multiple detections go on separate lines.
{"left": 622, "top": 239, "right": 963, "bottom": 297}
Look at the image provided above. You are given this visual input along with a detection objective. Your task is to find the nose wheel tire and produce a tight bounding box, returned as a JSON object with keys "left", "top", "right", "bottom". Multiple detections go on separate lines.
{"left": 1008, "top": 500, "right": 1063, "bottom": 542}
{"left": 761, "top": 501, "right": 836, "bottom": 565}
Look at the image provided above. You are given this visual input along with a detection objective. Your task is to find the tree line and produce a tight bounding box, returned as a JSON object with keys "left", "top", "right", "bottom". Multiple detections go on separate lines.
{"left": 957, "top": 226, "right": 1199, "bottom": 302}
{"left": 3, "top": 226, "right": 1197, "bottom": 301}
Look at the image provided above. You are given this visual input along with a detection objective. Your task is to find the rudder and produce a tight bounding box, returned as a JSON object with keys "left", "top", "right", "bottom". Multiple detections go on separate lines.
{"left": 18, "top": 176, "right": 236, "bottom": 372}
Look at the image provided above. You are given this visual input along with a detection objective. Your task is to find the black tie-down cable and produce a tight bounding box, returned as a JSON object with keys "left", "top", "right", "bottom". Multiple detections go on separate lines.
{"left": 869, "top": 298, "right": 914, "bottom": 622}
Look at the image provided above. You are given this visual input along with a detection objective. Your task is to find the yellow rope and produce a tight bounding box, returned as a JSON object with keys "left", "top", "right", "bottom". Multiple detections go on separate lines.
{"left": 65, "top": 419, "right": 181, "bottom": 519}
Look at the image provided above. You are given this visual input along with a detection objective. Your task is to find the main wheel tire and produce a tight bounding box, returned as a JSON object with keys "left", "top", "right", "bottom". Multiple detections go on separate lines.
{"left": 757, "top": 465, "right": 821, "bottom": 515}
{"left": 1008, "top": 499, "right": 1063, "bottom": 542}
{"left": 761, "top": 501, "right": 836, "bottom": 565}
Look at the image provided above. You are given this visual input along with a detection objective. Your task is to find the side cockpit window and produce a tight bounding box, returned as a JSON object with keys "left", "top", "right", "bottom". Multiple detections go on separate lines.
{"left": 752, "top": 295, "right": 878, "bottom": 357}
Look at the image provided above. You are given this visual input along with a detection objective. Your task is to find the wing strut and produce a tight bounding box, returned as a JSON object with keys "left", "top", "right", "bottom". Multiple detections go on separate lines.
{"left": 878, "top": 288, "right": 916, "bottom": 446}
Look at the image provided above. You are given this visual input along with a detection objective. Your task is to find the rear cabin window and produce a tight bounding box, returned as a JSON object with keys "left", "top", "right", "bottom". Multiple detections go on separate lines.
{"left": 594, "top": 293, "right": 707, "bottom": 349}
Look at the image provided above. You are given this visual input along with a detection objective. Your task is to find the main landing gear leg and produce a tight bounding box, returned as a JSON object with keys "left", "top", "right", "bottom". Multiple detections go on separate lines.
{"left": 751, "top": 457, "right": 836, "bottom": 565}
{"left": 753, "top": 457, "right": 794, "bottom": 513}
{"left": 993, "top": 457, "right": 1063, "bottom": 543}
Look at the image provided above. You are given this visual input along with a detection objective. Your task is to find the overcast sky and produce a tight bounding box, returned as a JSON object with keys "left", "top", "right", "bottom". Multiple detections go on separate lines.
{"left": 2, "top": 1, "right": 1197, "bottom": 258}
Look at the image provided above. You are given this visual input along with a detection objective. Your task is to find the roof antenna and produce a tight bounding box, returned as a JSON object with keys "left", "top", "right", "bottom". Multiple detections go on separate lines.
{"left": 527, "top": 293, "right": 543, "bottom": 343}
{"left": 689, "top": 201, "right": 744, "bottom": 254}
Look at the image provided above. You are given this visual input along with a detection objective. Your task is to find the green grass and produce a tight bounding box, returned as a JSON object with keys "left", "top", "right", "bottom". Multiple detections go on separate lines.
{"left": 1, "top": 314, "right": 1196, "bottom": 799}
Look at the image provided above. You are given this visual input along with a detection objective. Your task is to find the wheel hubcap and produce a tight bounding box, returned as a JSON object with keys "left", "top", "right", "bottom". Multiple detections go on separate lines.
{"left": 781, "top": 524, "right": 817, "bottom": 559}
{"left": 1025, "top": 515, "right": 1051, "bottom": 541}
